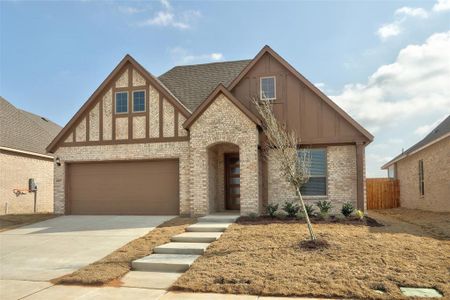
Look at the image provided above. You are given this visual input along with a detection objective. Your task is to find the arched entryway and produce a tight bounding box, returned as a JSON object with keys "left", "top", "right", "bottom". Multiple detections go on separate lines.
{"left": 207, "top": 142, "right": 240, "bottom": 213}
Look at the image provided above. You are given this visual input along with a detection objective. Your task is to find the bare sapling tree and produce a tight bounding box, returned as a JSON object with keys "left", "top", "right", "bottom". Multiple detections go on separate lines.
{"left": 253, "top": 97, "right": 316, "bottom": 241}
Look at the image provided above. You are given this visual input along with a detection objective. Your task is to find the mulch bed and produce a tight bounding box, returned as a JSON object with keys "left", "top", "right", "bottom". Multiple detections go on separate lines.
{"left": 237, "top": 215, "right": 384, "bottom": 227}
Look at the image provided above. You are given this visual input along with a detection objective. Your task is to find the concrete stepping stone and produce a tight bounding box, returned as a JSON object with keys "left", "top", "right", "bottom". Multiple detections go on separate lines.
{"left": 154, "top": 242, "right": 210, "bottom": 255}
{"left": 171, "top": 232, "right": 222, "bottom": 243}
{"left": 121, "top": 271, "right": 182, "bottom": 289}
{"left": 400, "top": 287, "right": 442, "bottom": 298}
{"left": 132, "top": 254, "right": 200, "bottom": 272}
{"left": 186, "top": 222, "right": 231, "bottom": 232}
{"left": 198, "top": 215, "right": 240, "bottom": 223}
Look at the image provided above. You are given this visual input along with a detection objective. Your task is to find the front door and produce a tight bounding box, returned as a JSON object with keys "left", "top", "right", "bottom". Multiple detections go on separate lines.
{"left": 225, "top": 154, "right": 240, "bottom": 210}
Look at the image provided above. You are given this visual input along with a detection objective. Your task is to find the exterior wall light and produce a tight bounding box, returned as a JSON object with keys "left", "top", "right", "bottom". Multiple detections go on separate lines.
{"left": 55, "top": 157, "right": 61, "bottom": 166}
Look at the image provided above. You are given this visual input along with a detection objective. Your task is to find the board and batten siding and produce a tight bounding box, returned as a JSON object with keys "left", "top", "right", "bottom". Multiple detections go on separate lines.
{"left": 60, "top": 63, "right": 189, "bottom": 147}
{"left": 231, "top": 52, "right": 368, "bottom": 145}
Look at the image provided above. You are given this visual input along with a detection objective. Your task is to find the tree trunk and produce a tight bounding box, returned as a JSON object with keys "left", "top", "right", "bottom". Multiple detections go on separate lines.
{"left": 296, "top": 187, "right": 316, "bottom": 241}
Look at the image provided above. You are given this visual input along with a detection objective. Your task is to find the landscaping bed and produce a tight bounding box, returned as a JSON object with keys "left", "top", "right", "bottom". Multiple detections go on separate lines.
{"left": 52, "top": 217, "right": 196, "bottom": 286}
{"left": 172, "top": 219, "right": 449, "bottom": 299}
{"left": 237, "top": 215, "right": 383, "bottom": 227}
{"left": 0, "top": 213, "right": 56, "bottom": 232}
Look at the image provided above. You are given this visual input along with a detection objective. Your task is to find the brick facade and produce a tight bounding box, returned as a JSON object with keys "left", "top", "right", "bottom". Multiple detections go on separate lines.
{"left": 267, "top": 145, "right": 359, "bottom": 214}
{"left": 188, "top": 93, "right": 260, "bottom": 216}
{"left": 51, "top": 59, "right": 368, "bottom": 217}
{"left": 0, "top": 151, "right": 54, "bottom": 214}
{"left": 53, "top": 142, "right": 190, "bottom": 215}
{"left": 396, "top": 137, "right": 450, "bottom": 212}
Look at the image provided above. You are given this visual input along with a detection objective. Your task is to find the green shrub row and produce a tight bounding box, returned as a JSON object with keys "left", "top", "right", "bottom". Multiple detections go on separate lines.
{"left": 265, "top": 200, "right": 362, "bottom": 219}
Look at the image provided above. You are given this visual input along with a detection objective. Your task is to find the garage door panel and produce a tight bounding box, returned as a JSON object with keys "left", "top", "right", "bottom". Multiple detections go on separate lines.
{"left": 68, "top": 160, "right": 179, "bottom": 215}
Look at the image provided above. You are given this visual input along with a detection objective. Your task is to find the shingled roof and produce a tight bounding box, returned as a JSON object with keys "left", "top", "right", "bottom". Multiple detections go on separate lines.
{"left": 0, "top": 97, "right": 62, "bottom": 156}
{"left": 159, "top": 59, "right": 251, "bottom": 111}
{"left": 382, "top": 115, "right": 450, "bottom": 169}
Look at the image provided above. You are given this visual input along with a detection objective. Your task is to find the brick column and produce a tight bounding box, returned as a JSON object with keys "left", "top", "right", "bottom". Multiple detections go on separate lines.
{"left": 356, "top": 142, "right": 366, "bottom": 211}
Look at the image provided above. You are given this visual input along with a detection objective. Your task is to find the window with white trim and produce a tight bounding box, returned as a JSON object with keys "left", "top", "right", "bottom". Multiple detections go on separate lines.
{"left": 115, "top": 92, "right": 128, "bottom": 114}
{"left": 299, "top": 148, "right": 327, "bottom": 196}
{"left": 260, "top": 76, "right": 276, "bottom": 100}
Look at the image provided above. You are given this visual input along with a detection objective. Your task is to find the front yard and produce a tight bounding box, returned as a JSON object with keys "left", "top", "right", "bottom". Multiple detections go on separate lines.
{"left": 171, "top": 209, "right": 450, "bottom": 299}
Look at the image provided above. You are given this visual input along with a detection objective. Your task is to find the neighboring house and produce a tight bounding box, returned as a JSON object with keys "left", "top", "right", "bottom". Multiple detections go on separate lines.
{"left": 0, "top": 97, "right": 62, "bottom": 214}
{"left": 382, "top": 115, "right": 450, "bottom": 212}
{"left": 47, "top": 46, "right": 373, "bottom": 216}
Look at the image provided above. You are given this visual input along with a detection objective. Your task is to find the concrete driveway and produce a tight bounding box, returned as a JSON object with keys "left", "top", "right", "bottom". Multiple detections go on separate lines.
{"left": 0, "top": 215, "right": 174, "bottom": 299}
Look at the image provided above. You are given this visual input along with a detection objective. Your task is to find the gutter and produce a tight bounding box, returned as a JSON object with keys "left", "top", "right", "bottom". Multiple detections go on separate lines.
{"left": 381, "top": 132, "right": 450, "bottom": 169}
{"left": 0, "top": 146, "right": 54, "bottom": 160}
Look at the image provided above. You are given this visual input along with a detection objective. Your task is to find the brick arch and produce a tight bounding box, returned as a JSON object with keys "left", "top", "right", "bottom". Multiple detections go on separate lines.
{"left": 188, "top": 92, "right": 261, "bottom": 216}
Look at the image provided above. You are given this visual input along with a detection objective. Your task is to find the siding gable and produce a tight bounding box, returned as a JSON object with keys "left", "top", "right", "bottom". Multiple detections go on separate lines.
{"left": 48, "top": 56, "right": 190, "bottom": 152}
{"left": 230, "top": 48, "right": 373, "bottom": 145}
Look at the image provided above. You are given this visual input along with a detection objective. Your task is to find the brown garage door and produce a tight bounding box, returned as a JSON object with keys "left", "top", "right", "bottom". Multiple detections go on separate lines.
{"left": 67, "top": 160, "right": 179, "bottom": 215}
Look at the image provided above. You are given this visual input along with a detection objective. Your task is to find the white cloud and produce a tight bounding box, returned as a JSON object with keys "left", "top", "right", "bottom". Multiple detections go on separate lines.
{"left": 139, "top": 0, "right": 200, "bottom": 29}
{"left": 433, "top": 0, "right": 450, "bottom": 12}
{"left": 395, "top": 7, "right": 428, "bottom": 18}
{"left": 170, "top": 47, "right": 224, "bottom": 64}
{"left": 377, "top": 22, "right": 402, "bottom": 40}
{"left": 117, "top": 6, "right": 146, "bottom": 14}
{"left": 414, "top": 116, "right": 447, "bottom": 136}
{"left": 376, "top": 4, "right": 436, "bottom": 40}
{"left": 332, "top": 31, "right": 450, "bottom": 134}
{"left": 314, "top": 82, "right": 326, "bottom": 89}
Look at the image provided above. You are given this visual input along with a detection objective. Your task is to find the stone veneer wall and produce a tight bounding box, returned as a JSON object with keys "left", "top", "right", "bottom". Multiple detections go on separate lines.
{"left": 0, "top": 151, "right": 54, "bottom": 214}
{"left": 396, "top": 137, "right": 450, "bottom": 212}
{"left": 189, "top": 94, "right": 260, "bottom": 216}
{"left": 267, "top": 145, "right": 358, "bottom": 214}
{"left": 53, "top": 142, "right": 190, "bottom": 215}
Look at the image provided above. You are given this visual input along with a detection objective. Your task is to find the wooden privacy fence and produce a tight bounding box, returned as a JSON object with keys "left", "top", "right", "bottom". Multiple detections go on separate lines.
{"left": 366, "top": 178, "right": 400, "bottom": 209}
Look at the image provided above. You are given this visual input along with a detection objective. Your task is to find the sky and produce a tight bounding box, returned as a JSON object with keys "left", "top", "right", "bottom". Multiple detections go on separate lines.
{"left": 1, "top": 0, "right": 450, "bottom": 177}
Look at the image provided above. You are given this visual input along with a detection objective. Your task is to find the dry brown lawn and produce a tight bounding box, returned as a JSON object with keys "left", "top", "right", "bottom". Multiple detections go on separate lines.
{"left": 0, "top": 213, "right": 56, "bottom": 232}
{"left": 172, "top": 212, "right": 449, "bottom": 300}
{"left": 53, "top": 217, "right": 196, "bottom": 285}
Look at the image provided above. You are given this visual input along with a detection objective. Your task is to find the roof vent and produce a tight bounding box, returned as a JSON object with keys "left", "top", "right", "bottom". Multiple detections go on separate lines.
{"left": 41, "top": 117, "right": 48, "bottom": 122}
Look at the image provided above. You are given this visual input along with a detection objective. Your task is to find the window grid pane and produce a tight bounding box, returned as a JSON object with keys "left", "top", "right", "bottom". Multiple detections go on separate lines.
{"left": 261, "top": 77, "right": 275, "bottom": 99}
{"left": 133, "top": 91, "right": 145, "bottom": 112}
{"left": 115, "top": 92, "right": 128, "bottom": 113}
{"left": 298, "top": 148, "right": 327, "bottom": 195}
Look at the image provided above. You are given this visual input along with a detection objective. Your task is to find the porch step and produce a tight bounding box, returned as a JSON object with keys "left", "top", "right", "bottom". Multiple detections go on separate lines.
{"left": 198, "top": 214, "right": 240, "bottom": 223}
{"left": 171, "top": 232, "right": 222, "bottom": 243}
{"left": 186, "top": 223, "right": 231, "bottom": 232}
{"left": 154, "top": 242, "right": 210, "bottom": 255}
{"left": 132, "top": 254, "right": 200, "bottom": 272}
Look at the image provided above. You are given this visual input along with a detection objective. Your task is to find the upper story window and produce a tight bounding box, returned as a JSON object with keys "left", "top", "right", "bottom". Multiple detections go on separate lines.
{"left": 419, "top": 159, "right": 424, "bottom": 196}
{"left": 299, "top": 148, "right": 327, "bottom": 196}
{"left": 260, "top": 76, "right": 276, "bottom": 100}
{"left": 115, "top": 92, "right": 128, "bottom": 114}
{"left": 133, "top": 91, "right": 146, "bottom": 112}
{"left": 387, "top": 165, "right": 396, "bottom": 178}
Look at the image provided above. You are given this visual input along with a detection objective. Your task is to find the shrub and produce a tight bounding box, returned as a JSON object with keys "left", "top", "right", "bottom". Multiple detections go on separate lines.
{"left": 275, "top": 210, "right": 288, "bottom": 220}
{"left": 282, "top": 201, "right": 300, "bottom": 218}
{"left": 248, "top": 212, "right": 258, "bottom": 219}
{"left": 304, "top": 204, "right": 316, "bottom": 217}
{"left": 355, "top": 209, "right": 364, "bottom": 220}
{"left": 316, "top": 200, "right": 332, "bottom": 218}
{"left": 341, "top": 202, "right": 354, "bottom": 218}
{"left": 295, "top": 211, "right": 304, "bottom": 220}
{"left": 265, "top": 203, "right": 279, "bottom": 218}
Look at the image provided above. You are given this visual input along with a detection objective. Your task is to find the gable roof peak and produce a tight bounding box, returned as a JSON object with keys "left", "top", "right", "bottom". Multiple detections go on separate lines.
{"left": 183, "top": 83, "right": 260, "bottom": 129}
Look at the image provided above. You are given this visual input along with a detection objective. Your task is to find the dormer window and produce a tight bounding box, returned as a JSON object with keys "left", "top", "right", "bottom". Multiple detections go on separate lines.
{"left": 260, "top": 76, "right": 276, "bottom": 100}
